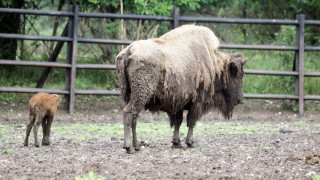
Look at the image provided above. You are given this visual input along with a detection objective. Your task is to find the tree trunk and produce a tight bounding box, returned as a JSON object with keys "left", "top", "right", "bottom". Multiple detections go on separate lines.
{"left": 0, "top": 0, "right": 24, "bottom": 60}
{"left": 0, "top": 0, "right": 24, "bottom": 71}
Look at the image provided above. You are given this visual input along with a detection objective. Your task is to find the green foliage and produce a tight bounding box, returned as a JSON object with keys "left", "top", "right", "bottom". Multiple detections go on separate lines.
{"left": 75, "top": 171, "right": 105, "bottom": 180}
{"left": 2, "top": 147, "right": 14, "bottom": 154}
{"left": 314, "top": 174, "right": 320, "bottom": 180}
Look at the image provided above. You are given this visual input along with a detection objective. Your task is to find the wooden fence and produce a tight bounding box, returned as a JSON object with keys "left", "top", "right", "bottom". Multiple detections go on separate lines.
{"left": 1, "top": 5, "right": 320, "bottom": 115}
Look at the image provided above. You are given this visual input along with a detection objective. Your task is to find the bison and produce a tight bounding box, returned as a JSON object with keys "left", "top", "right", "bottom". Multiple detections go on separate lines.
{"left": 116, "top": 25, "right": 247, "bottom": 153}
{"left": 24, "top": 92, "right": 61, "bottom": 147}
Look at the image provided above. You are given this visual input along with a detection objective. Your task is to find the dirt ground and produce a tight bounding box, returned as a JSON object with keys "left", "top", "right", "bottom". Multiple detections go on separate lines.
{"left": 0, "top": 97, "right": 320, "bottom": 179}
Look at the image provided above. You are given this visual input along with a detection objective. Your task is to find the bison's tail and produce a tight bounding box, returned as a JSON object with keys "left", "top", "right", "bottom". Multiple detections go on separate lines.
{"left": 116, "top": 46, "right": 132, "bottom": 103}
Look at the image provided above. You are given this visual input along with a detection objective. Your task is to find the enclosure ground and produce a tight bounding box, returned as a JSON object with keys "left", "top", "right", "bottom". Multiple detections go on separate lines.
{"left": 0, "top": 97, "right": 320, "bottom": 179}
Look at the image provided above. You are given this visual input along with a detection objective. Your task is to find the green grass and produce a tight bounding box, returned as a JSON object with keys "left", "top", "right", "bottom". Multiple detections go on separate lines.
{"left": 1, "top": 147, "right": 14, "bottom": 154}
{"left": 49, "top": 120, "right": 309, "bottom": 143}
{"left": 314, "top": 174, "right": 320, "bottom": 180}
{"left": 75, "top": 171, "right": 106, "bottom": 180}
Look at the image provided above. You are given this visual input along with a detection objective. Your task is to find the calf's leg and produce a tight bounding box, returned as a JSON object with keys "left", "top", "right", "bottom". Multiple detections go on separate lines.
{"left": 42, "top": 115, "right": 53, "bottom": 145}
{"left": 33, "top": 106, "right": 42, "bottom": 147}
{"left": 24, "top": 113, "right": 35, "bottom": 146}
{"left": 33, "top": 121, "right": 41, "bottom": 147}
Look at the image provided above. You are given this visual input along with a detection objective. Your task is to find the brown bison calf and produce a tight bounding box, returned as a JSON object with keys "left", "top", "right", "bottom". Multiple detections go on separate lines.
{"left": 24, "top": 92, "right": 61, "bottom": 147}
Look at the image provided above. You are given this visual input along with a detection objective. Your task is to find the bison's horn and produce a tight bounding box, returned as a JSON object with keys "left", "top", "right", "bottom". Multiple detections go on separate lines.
{"left": 241, "top": 58, "right": 248, "bottom": 65}
{"left": 233, "top": 53, "right": 242, "bottom": 57}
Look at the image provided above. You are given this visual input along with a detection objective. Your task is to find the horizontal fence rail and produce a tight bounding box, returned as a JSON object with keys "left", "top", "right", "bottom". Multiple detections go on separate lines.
{"left": 1, "top": 6, "right": 320, "bottom": 116}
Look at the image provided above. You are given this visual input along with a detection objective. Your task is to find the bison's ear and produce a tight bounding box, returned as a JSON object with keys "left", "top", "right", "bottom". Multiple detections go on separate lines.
{"left": 229, "top": 61, "right": 239, "bottom": 77}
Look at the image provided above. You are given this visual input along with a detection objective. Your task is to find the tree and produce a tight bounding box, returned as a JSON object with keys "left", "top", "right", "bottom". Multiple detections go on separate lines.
{"left": 0, "top": 0, "right": 24, "bottom": 61}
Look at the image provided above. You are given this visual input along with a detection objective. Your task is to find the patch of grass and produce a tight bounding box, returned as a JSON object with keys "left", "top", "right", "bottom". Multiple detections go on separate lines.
{"left": 78, "top": 134, "right": 93, "bottom": 141}
{"left": 2, "top": 147, "right": 14, "bottom": 154}
{"left": 196, "top": 121, "right": 280, "bottom": 135}
{"left": 293, "top": 121, "right": 308, "bottom": 127}
{"left": 75, "top": 171, "right": 105, "bottom": 180}
{"left": 314, "top": 174, "right": 320, "bottom": 180}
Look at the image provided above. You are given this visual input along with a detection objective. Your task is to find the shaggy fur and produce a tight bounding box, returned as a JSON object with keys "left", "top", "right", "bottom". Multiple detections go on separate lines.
{"left": 24, "top": 92, "right": 61, "bottom": 147}
{"left": 116, "top": 25, "right": 247, "bottom": 153}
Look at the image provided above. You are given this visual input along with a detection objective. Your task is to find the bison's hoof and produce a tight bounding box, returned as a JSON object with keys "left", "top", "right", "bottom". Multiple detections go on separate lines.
{"left": 134, "top": 146, "right": 141, "bottom": 151}
{"left": 186, "top": 140, "right": 196, "bottom": 148}
{"left": 171, "top": 142, "right": 183, "bottom": 149}
{"left": 124, "top": 146, "right": 135, "bottom": 154}
{"left": 35, "top": 144, "right": 40, "bottom": 148}
{"left": 24, "top": 142, "right": 28, "bottom": 146}
{"left": 42, "top": 140, "right": 51, "bottom": 146}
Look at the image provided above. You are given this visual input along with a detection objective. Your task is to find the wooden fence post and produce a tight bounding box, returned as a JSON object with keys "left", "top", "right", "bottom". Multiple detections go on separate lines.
{"left": 69, "top": 5, "right": 79, "bottom": 114}
{"left": 170, "top": 8, "right": 179, "bottom": 29}
{"left": 65, "top": 5, "right": 79, "bottom": 114}
{"left": 297, "top": 14, "right": 305, "bottom": 116}
{"left": 64, "top": 5, "right": 73, "bottom": 112}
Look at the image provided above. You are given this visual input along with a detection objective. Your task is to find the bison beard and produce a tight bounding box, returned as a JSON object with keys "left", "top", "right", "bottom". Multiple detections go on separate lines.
{"left": 116, "top": 25, "right": 247, "bottom": 153}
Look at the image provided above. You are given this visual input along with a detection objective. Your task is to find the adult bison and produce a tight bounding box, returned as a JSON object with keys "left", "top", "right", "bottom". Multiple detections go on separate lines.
{"left": 116, "top": 25, "right": 247, "bottom": 153}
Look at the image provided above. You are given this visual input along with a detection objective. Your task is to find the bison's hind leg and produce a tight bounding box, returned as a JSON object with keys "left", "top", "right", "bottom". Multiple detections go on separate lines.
{"left": 123, "top": 66, "right": 159, "bottom": 154}
{"left": 32, "top": 105, "right": 43, "bottom": 147}
{"left": 42, "top": 114, "right": 53, "bottom": 146}
{"left": 24, "top": 112, "right": 35, "bottom": 146}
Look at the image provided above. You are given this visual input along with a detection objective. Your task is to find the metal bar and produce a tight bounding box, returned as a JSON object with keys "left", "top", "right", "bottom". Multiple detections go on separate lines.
{"left": 304, "top": 72, "right": 320, "bottom": 77}
{"left": 0, "top": 87, "right": 69, "bottom": 94}
{"left": 244, "top": 93, "right": 298, "bottom": 99}
{"left": 305, "top": 46, "right": 320, "bottom": 51}
{"left": 244, "top": 69, "right": 298, "bottom": 76}
{"left": 75, "top": 90, "right": 121, "bottom": 95}
{"left": 0, "top": 8, "right": 73, "bottom": 16}
{"left": 79, "top": 12, "right": 173, "bottom": 21}
{"left": 68, "top": 5, "right": 79, "bottom": 114}
{"left": 0, "top": 33, "right": 72, "bottom": 41}
{"left": 179, "top": 16, "right": 298, "bottom": 25}
{"left": 0, "top": 60, "right": 71, "bottom": 68}
{"left": 298, "top": 14, "right": 305, "bottom": 116}
{"left": 76, "top": 64, "right": 116, "bottom": 69}
{"left": 304, "top": 95, "right": 320, "bottom": 100}
{"left": 36, "top": 23, "right": 69, "bottom": 88}
{"left": 220, "top": 44, "right": 297, "bottom": 50}
{"left": 305, "top": 20, "right": 320, "bottom": 26}
{"left": 78, "top": 37, "right": 133, "bottom": 45}
{"left": 2, "top": 32, "right": 318, "bottom": 52}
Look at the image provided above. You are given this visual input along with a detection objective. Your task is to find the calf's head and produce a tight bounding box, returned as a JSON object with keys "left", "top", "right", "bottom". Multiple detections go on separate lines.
{"left": 51, "top": 94, "right": 61, "bottom": 108}
{"left": 214, "top": 53, "right": 247, "bottom": 119}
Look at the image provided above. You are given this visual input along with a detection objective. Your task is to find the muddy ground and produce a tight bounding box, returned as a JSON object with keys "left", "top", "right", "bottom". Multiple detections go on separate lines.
{"left": 0, "top": 97, "right": 320, "bottom": 179}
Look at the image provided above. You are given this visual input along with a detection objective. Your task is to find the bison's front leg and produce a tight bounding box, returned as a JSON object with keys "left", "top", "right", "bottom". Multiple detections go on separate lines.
{"left": 186, "top": 109, "right": 198, "bottom": 148}
{"left": 169, "top": 111, "right": 183, "bottom": 148}
{"left": 186, "top": 126, "right": 196, "bottom": 148}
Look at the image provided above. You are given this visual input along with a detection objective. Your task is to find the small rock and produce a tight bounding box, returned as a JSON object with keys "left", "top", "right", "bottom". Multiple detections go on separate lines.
{"left": 306, "top": 152, "right": 320, "bottom": 165}
{"left": 279, "top": 127, "right": 294, "bottom": 133}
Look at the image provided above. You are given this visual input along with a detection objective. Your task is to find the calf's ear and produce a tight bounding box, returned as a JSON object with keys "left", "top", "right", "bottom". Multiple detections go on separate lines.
{"left": 229, "top": 62, "right": 239, "bottom": 77}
